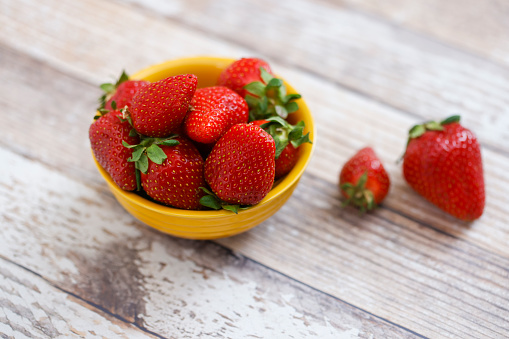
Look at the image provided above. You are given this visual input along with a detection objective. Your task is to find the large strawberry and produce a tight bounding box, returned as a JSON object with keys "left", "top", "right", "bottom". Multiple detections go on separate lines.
{"left": 184, "top": 86, "right": 249, "bottom": 144}
{"left": 217, "top": 58, "right": 301, "bottom": 121}
{"left": 136, "top": 136, "right": 206, "bottom": 210}
{"left": 251, "top": 117, "right": 311, "bottom": 178}
{"left": 339, "top": 147, "right": 390, "bottom": 212}
{"left": 98, "top": 70, "right": 149, "bottom": 111}
{"left": 130, "top": 74, "right": 197, "bottom": 137}
{"left": 89, "top": 110, "right": 140, "bottom": 191}
{"left": 202, "top": 123, "right": 276, "bottom": 211}
{"left": 402, "top": 115, "right": 485, "bottom": 221}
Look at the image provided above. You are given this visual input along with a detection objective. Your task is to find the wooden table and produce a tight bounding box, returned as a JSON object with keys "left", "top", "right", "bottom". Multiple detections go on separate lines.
{"left": 1, "top": 0, "right": 508, "bottom": 338}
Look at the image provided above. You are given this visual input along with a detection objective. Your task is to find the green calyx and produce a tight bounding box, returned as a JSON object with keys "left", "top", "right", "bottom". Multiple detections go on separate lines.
{"left": 244, "top": 67, "right": 302, "bottom": 121}
{"left": 340, "top": 172, "right": 376, "bottom": 213}
{"left": 199, "top": 187, "right": 250, "bottom": 214}
{"left": 123, "top": 135, "right": 180, "bottom": 190}
{"left": 97, "top": 70, "right": 129, "bottom": 110}
{"left": 401, "top": 115, "right": 461, "bottom": 160}
{"left": 259, "top": 116, "right": 312, "bottom": 159}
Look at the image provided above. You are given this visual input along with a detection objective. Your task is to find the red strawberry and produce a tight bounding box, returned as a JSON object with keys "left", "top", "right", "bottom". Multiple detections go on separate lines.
{"left": 89, "top": 110, "right": 140, "bottom": 191}
{"left": 339, "top": 147, "right": 390, "bottom": 212}
{"left": 402, "top": 116, "right": 485, "bottom": 221}
{"left": 251, "top": 117, "right": 311, "bottom": 178}
{"left": 217, "top": 58, "right": 274, "bottom": 98}
{"left": 98, "top": 71, "right": 149, "bottom": 111}
{"left": 217, "top": 58, "right": 302, "bottom": 121}
{"left": 130, "top": 74, "right": 197, "bottom": 137}
{"left": 140, "top": 136, "right": 206, "bottom": 210}
{"left": 184, "top": 86, "right": 249, "bottom": 144}
{"left": 203, "top": 124, "right": 276, "bottom": 209}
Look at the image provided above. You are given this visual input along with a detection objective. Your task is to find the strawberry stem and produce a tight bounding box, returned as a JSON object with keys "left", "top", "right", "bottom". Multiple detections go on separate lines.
{"left": 340, "top": 172, "right": 377, "bottom": 213}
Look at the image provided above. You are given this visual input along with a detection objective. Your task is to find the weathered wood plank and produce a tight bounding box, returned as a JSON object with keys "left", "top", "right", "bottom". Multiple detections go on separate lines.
{"left": 118, "top": 0, "right": 509, "bottom": 154}
{"left": 1, "top": 40, "right": 507, "bottom": 259}
{"left": 341, "top": 0, "right": 509, "bottom": 67}
{"left": 0, "top": 257, "right": 157, "bottom": 338}
{"left": 0, "top": 147, "right": 420, "bottom": 338}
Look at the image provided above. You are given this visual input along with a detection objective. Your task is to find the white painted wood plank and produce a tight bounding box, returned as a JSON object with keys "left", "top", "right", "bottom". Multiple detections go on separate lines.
{"left": 0, "top": 147, "right": 416, "bottom": 338}
{"left": 0, "top": 258, "right": 156, "bottom": 338}
{"left": 343, "top": 0, "right": 509, "bottom": 66}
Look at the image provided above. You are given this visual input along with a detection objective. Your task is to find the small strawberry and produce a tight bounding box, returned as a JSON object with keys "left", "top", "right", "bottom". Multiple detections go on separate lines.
{"left": 130, "top": 74, "right": 198, "bottom": 137}
{"left": 217, "top": 58, "right": 274, "bottom": 98}
{"left": 136, "top": 136, "right": 206, "bottom": 210}
{"left": 217, "top": 58, "right": 301, "bottom": 121}
{"left": 251, "top": 117, "right": 312, "bottom": 178}
{"left": 89, "top": 110, "right": 140, "bottom": 191}
{"left": 98, "top": 70, "right": 149, "bottom": 111}
{"left": 402, "top": 115, "right": 485, "bottom": 221}
{"left": 202, "top": 123, "right": 276, "bottom": 211}
{"left": 339, "top": 147, "right": 390, "bottom": 212}
{"left": 184, "top": 86, "right": 249, "bottom": 144}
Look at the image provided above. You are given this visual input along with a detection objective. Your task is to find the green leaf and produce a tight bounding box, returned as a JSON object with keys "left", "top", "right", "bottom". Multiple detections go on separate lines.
{"left": 274, "top": 139, "right": 289, "bottom": 159}
{"left": 408, "top": 124, "right": 426, "bottom": 139}
{"left": 288, "top": 123, "right": 304, "bottom": 141}
{"left": 199, "top": 187, "right": 215, "bottom": 196}
{"left": 260, "top": 67, "right": 274, "bottom": 84}
{"left": 266, "top": 116, "right": 288, "bottom": 126}
{"left": 116, "top": 70, "right": 129, "bottom": 86}
{"left": 244, "top": 81, "right": 266, "bottom": 97}
{"left": 122, "top": 140, "right": 138, "bottom": 149}
{"left": 136, "top": 154, "right": 149, "bottom": 174}
{"left": 199, "top": 195, "right": 222, "bottom": 210}
{"left": 245, "top": 94, "right": 261, "bottom": 108}
{"left": 146, "top": 144, "right": 167, "bottom": 164}
{"left": 110, "top": 100, "right": 117, "bottom": 111}
{"left": 285, "top": 93, "right": 302, "bottom": 102}
{"left": 223, "top": 205, "right": 240, "bottom": 214}
{"left": 290, "top": 132, "right": 312, "bottom": 148}
{"left": 129, "top": 146, "right": 145, "bottom": 162}
{"left": 135, "top": 169, "right": 141, "bottom": 191}
{"left": 440, "top": 115, "right": 461, "bottom": 125}
{"left": 129, "top": 128, "right": 138, "bottom": 137}
{"left": 424, "top": 121, "right": 443, "bottom": 131}
{"left": 266, "top": 78, "right": 283, "bottom": 89}
{"left": 100, "top": 83, "right": 115, "bottom": 93}
{"left": 285, "top": 101, "right": 299, "bottom": 114}
{"left": 274, "top": 105, "right": 288, "bottom": 119}
{"left": 160, "top": 139, "right": 179, "bottom": 147}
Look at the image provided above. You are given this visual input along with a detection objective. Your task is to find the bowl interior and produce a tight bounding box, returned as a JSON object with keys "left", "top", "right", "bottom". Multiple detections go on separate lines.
{"left": 97, "top": 56, "right": 315, "bottom": 220}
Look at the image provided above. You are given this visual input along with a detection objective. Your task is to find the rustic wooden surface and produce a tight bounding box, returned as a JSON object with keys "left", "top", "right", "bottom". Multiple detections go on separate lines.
{"left": 1, "top": 0, "right": 508, "bottom": 338}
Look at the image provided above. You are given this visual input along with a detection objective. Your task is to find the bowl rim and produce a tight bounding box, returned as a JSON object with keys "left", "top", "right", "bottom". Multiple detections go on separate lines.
{"left": 94, "top": 56, "right": 315, "bottom": 219}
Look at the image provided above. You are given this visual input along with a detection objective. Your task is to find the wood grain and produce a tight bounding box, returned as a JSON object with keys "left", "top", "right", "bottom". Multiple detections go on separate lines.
{"left": 341, "top": 0, "right": 509, "bottom": 67}
{"left": 0, "top": 147, "right": 419, "bottom": 338}
{"left": 0, "top": 257, "right": 156, "bottom": 338}
{"left": 1, "top": 0, "right": 508, "bottom": 337}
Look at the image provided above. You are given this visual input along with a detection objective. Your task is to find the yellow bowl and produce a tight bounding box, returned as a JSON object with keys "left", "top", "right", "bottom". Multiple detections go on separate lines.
{"left": 92, "top": 56, "right": 315, "bottom": 239}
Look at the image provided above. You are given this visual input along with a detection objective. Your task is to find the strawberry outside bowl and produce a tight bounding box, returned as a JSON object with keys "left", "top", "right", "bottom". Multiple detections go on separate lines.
{"left": 92, "top": 56, "right": 315, "bottom": 239}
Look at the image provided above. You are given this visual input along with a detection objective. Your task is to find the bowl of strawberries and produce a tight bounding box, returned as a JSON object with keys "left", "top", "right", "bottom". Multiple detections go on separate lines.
{"left": 89, "top": 56, "right": 314, "bottom": 239}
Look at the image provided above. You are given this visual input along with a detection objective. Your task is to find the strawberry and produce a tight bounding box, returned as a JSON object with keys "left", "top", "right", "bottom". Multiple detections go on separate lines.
{"left": 402, "top": 115, "right": 485, "bottom": 221}
{"left": 217, "top": 58, "right": 274, "bottom": 98}
{"left": 202, "top": 123, "right": 276, "bottom": 211}
{"left": 184, "top": 86, "right": 249, "bottom": 144}
{"left": 137, "top": 136, "right": 206, "bottom": 210}
{"left": 98, "top": 70, "right": 149, "bottom": 111}
{"left": 130, "top": 74, "right": 198, "bottom": 137}
{"left": 339, "top": 147, "right": 390, "bottom": 212}
{"left": 217, "top": 58, "right": 302, "bottom": 121}
{"left": 251, "top": 117, "right": 312, "bottom": 178}
{"left": 89, "top": 110, "right": 140, "bottom": 191}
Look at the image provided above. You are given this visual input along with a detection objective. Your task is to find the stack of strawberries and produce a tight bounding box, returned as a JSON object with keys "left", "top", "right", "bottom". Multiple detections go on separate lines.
{"left": 89, "top": 58, "right": 311, "bottom": 213}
